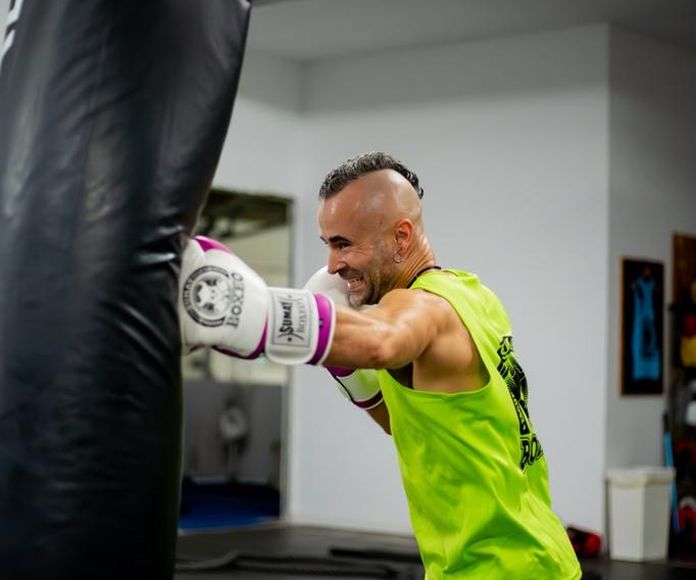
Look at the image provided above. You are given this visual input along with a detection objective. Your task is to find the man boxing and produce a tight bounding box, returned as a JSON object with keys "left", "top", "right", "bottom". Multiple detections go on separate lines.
{"left": 178, "top": 152, "right": 581, "bottom": 579}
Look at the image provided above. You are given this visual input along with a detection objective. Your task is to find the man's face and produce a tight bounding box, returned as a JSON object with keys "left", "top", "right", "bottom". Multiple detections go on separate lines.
{"left": 317, "top": 181, "right": 397, "bottom": 307}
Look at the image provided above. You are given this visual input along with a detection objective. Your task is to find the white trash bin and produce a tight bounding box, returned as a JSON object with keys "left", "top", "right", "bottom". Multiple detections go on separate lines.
{"left": 606, "top": 466, "right": 675, "bottom": 561}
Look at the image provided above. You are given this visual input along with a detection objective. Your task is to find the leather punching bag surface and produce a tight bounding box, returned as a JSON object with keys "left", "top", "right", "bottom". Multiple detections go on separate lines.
{"left": 0, "top": 1, "right": 250, "bottom": 578}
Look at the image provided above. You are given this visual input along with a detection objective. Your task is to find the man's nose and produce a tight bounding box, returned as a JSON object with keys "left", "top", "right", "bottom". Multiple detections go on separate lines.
{"left": 327, "top": 249, "right": 344, "bottom": 275}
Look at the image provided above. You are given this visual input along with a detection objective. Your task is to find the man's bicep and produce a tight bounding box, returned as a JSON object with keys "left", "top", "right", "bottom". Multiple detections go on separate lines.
{"left": 325, "top": 290, "right": 444, "bottom": 369}
{"left": 376, "top": 290, "right": 449, "bottom": 366}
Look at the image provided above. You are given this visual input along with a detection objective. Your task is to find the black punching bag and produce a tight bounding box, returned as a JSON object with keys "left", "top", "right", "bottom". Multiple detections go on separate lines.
{"left": 0, "top": 1, "right": 250, "bottom": 578}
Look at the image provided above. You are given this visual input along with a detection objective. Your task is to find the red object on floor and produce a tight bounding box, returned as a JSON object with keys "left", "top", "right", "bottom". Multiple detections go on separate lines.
{"left": 678, "top": 503, "right": 696, "bottom": 543}
{"left": 567, "top": 526, "right": 602, "bottom": 558}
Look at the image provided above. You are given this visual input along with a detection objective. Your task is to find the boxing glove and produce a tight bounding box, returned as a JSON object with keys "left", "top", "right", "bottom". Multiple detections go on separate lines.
{"left": 304, "top": 267, "right": 384, "bottom": 409}
{"left": 179, "top": 236, "right": 335, "bottom": 365}
{"left": 328, "top": 366, "right": 384, "bottom": 410}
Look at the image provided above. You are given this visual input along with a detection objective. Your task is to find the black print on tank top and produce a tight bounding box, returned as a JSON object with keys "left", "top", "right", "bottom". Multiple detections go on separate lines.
{"left": 496, "top": 336, "right": 544, "bottom": 470}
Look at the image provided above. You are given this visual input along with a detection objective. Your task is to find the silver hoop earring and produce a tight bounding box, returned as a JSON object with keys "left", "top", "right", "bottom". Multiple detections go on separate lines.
{"left": 393, "top": 252, "right": 403, "bottom": 264}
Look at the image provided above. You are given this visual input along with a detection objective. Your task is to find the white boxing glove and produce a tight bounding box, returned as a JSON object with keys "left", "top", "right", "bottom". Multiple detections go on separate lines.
{"left": 179, "top": 236, "right": 269, "bottom": 358}
{"left": 304, "top": 267, "right": 384, "bottom": 409}
{"left": 179, "top": 237, "right": 335, "bottom": 365}
{"left": 304, "top": 266, "right": 352, "bottom": 306}
{"left": 326, "top": 366, "right": 384, "bottom": 410}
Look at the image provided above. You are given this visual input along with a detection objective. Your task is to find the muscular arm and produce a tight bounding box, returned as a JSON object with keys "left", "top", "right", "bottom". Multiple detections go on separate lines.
{"left": 323, "top": 286, "right": 482, "bottom": 430}
{"left": 323, "top": 289, "right": 452, "bottom": 370}
{"left": 325, "top": 290, "right": 446, "bottom": 435}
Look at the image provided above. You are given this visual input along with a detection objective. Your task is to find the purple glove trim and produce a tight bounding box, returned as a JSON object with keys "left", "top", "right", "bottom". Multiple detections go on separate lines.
{"left": 326, "top": 366, "right": 352, "bottom": 377}
{"left": 353, "top": 390, "right": 384, "bottom": 410}
{"left": 193, "top": 235, "right": 233, "bottom": 254}
{"left": 308, "top": 292, "right": 334, "bottom": 365}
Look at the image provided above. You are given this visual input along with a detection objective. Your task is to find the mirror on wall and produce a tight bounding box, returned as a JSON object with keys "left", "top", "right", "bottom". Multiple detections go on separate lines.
{"left": 179, "top": 188, "right": 292, "bottom": 532}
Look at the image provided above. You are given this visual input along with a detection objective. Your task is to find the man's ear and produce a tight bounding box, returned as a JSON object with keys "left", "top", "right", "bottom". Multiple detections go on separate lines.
{"left": 394, "top": 218, "right": 414, "bottom": 252}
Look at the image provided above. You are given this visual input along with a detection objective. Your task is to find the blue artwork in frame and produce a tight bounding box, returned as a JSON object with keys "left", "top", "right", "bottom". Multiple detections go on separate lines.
{"left": 621, "top": 257, "right": 665, "bottom": 395}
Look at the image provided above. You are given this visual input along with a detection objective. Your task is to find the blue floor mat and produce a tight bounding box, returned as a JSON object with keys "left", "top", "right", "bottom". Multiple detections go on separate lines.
{"left": 178, "top": 480, "right": 280, "bottom": 531}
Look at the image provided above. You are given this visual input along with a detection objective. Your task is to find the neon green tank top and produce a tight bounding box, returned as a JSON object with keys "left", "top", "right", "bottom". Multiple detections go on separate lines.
{"left": 378, "top": 270, "right": 581, "bottom": 579}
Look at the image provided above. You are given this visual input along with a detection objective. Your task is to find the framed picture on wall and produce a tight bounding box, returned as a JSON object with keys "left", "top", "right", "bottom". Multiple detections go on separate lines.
{"left": 621, "top": 258, "right": 665, "bottom": 395}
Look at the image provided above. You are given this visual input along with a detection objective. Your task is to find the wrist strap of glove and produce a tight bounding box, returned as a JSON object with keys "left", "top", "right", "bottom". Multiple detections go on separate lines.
{"left": 265, "top": 287, "right": 335, "bottom": 365}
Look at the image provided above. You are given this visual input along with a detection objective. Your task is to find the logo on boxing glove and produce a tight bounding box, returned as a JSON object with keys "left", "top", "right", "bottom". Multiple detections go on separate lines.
{"left": 270, "top": 292, "right": 311, "bottom": 348}
{"left": 181, "top": 265, "right": 245, "bottom": 328}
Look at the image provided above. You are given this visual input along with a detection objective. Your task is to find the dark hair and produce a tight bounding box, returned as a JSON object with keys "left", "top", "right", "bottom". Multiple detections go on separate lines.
{"left": 318, "top": 152, "right": 424, "bottom": 200}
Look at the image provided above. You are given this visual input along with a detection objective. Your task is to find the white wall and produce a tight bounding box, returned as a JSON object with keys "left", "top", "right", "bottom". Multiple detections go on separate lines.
{"left": 292, "top": 25, "right": 611, "bottom": 533}
{"left": 214, "top": 49, "right": 305, "bottom": 195}
{"left": 607, "top": 30, "right": 696, "bottom": 468}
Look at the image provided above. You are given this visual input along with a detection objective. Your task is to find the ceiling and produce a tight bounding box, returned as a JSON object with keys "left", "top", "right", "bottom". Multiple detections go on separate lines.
{"left": 248, "top": 0, "right": 696, "bottom": 61}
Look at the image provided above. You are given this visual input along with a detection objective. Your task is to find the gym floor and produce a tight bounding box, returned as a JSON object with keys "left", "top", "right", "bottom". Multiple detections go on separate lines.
{"left": 175, "top": 523, "right": 696, "bottom": 580}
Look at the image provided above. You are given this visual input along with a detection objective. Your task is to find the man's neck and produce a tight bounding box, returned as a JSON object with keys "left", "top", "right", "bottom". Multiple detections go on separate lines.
{"left": 392, "top": 249, "right": 438, "bottom": 291}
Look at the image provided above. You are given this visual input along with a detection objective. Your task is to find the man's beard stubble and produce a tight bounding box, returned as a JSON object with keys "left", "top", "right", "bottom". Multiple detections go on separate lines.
{"left": 350, "top": 255, "right": 399, "bottom": 308}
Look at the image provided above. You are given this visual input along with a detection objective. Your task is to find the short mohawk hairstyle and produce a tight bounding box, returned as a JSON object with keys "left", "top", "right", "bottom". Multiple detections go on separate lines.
{"left": 318, "top": 152, "right": 424, "bottom": 200}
